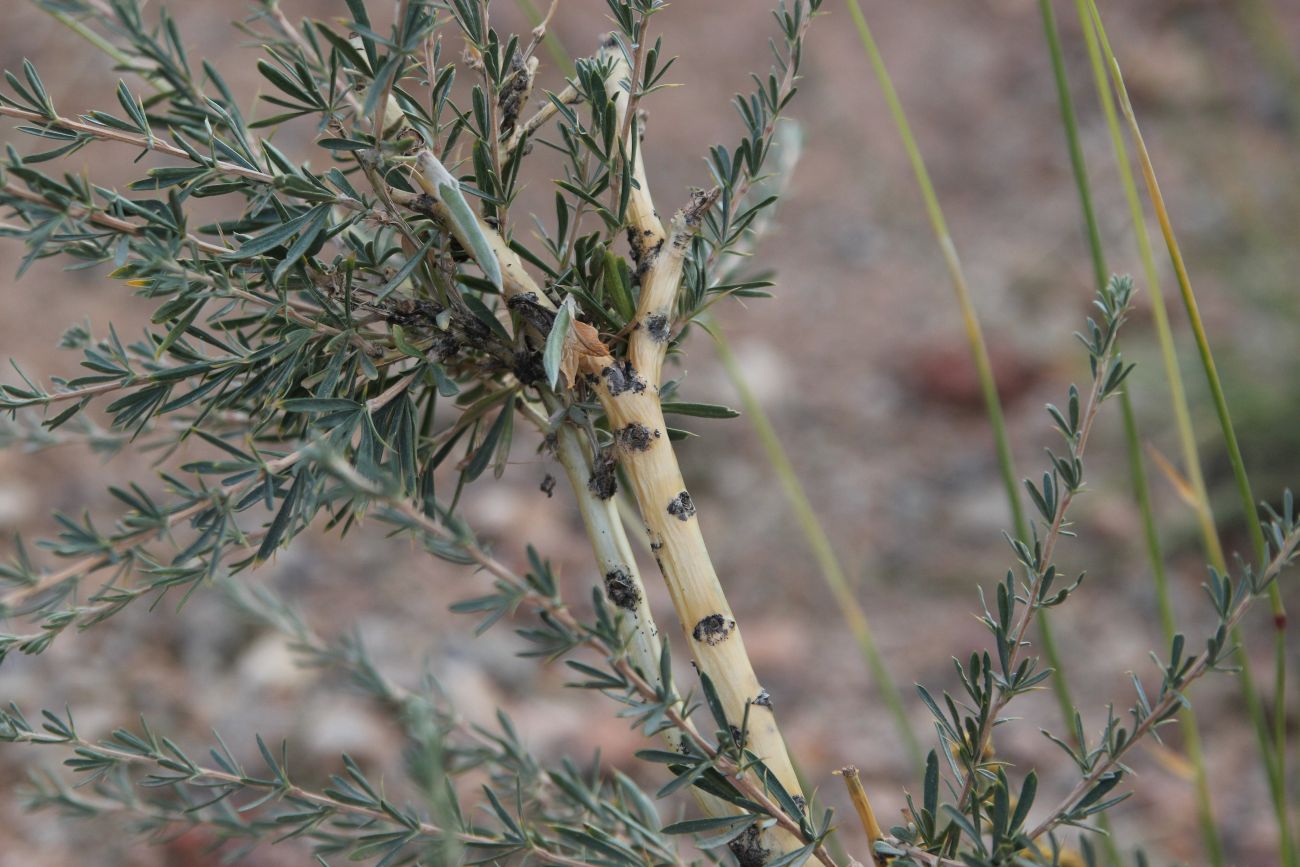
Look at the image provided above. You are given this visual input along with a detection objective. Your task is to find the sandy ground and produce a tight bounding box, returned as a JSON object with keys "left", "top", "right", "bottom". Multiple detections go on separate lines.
{"left": 2, "top": 0, "right": 1299, "bottom": 864}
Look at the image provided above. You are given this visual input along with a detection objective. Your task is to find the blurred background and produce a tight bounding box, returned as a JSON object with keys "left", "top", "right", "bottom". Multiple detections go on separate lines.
{"left": 2, "top": 0, "right": 1299, "bottom": 864}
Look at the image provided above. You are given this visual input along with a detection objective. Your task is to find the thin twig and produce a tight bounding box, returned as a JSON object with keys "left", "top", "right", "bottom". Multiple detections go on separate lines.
{"left": 1027, "top": 522, "right": 1300, "bottom": 841}
{"left": 0, "top": 448, "right": 304, "bottom": 612}
{"left": 327, "top": 459, "right": 838, "bottom": 867}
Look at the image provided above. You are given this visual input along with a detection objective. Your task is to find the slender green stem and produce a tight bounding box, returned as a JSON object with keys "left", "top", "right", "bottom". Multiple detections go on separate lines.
{"left": 1094, "top": 13, "right": 1276, "bottom": 579}
{"left": 46, "top": 9, "right": 145, "bottom": 73}
{"left": 1073, "top": 0, "right": 1226, "bottom": 563}
{"left": 1083, "top": 2, "right": 1293, "bottom": 863}
{"left": 1120, "top": 392, "right": 1224, "bottom": 865}
{"left": 1037, "top": 1, "right": 1219, "bottom": 862}
{"left": 843, "top": 0, "right": 1079, "bottom": 755}
{"left": 842, "top": 2, "right": 1018, "bottom": 532}
{"left": 706, "top": 317, "right": 924, "bottom": 772}
{"left": 1038, "top": 0, "right": 1106, "bottom": 292}
{"left": 1116, "top": 394, "right": 1220, "bottom": 867}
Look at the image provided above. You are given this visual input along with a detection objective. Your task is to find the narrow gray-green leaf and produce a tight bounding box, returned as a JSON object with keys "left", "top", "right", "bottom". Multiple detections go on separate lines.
{"left": 439, "top": 182, "right": 501, "bottom": 290}
{"left": 543, "top": 296, "right": 575, "bottom": 391}
{"left": 224, "top": 206, "right": 327, "bottom": 261}
{"left": 271, "top": 206, "right": 330, "bottom": 285}
{"left": 374, "top": 237, "right": 434, "bottom": 302}
{"left": 661, "top": 401, "right": 741, "bottom": 419}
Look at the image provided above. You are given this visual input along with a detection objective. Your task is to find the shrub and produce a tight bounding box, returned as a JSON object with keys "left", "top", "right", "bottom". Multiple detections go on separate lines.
{"left": 0, "top": 1, "right": 1295, "bottom": 865}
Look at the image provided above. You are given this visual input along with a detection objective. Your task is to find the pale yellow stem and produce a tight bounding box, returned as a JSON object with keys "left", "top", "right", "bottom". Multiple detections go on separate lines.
{"left": 837, "top": 766, "right": 885, "bottom": 865}
{"left": 587, "top": 42, "right": 804, "bottom": 858}
{"left": 408, "top": 78, "right": 805, "bottom": 856}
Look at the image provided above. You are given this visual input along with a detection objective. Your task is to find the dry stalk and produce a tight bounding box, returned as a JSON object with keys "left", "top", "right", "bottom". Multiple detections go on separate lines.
{"left": 402, "top": 64, "right": 806, "bottom": 849}
{"left": 838, "top": 767, "right": 886, "bottom": 865}
{"left": 551, "top": 424, "right": 671, "bottom": 699}
{"left": 574, "top": 40, "right": 805, "bottom": 858}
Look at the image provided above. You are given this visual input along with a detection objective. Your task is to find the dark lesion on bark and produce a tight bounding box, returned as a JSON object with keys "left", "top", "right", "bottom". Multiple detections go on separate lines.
{"left": 692, "top": 613, "right": 735, "bottom": 646}
{"left": 617, "top": 421, "right": 660, "bottom": 451}
{"left": 601, "top": 360, "right": 647, "bottom": 396}
{"left": 588, "top": 447, "right": 618, "bottom": 499}
{"left": 603, "top": 568, "right": 640, "bottom": 610}
{"left": 627, "top": 225, "right": 664, "bottom": 277}
{"left": 728, "top": 824, "right": 770, "bottom": 867}
{"left": 644, "top": 312, "right": 671, "bottom": 343}
{"left": 667, "top": 490, "right": 695, "bottom": 521}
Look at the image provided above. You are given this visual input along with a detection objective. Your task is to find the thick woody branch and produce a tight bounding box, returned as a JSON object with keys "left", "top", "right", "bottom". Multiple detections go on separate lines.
{"left": 396, "top": 151, "right": 538, "bottom": 299}
{"left": 630, "top": 187, "right": 719, "bottom": 380}
{"left": 550, "top": 420, "right": 680, "bottom": 742}
{"left": 597, "top": 44, "right": 719, "bottom": 383}
{"left": 600, "top": 38, "right": 665, "bottom": 269}
{"left": 400, "top": 160, "right": 683, "bottom": 763}
{"left": 403, "top": 138, "right": 805, "bottom": 861}
{"left": 593, "top": 45, "right": 796, "bottom": 812}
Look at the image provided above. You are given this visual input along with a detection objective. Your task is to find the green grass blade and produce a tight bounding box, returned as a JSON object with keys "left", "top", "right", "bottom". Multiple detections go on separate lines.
{"left": 1083, "top": 2, "right": 1293, "bottom": 862}
{"left": 841, "top": 1, "right": 1020, "bottom": 540}
{"left": 1038, "top": 1, "right": 1219, "bottom": 862}
{"left": 843, "top": 0, "right": 1082, "bottom": 749}
{"left": 1073, "top": 0, "right": 1227, "bottom": 570}
{"left": 1091, "top": 11, "right": 1273, "bottom": 570}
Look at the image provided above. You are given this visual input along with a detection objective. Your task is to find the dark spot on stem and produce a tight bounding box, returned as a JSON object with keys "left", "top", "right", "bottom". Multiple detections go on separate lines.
{"left": 601, "top": 360, "right": 647, "bottom": 396}
{"left": 384, "top": 298, "right": 441, "bottom": 327}
{"left": 645, "top": 313, "right": 671, "bottom": 343}
{"left": 728, "top": 824, "right": 770, "bottom": 867}
{"left": 427, "top": 332, "right": 461, "bottom": 362}
{"left": 665, "top": 188, "right": 722, "bottom": 254}
{"left": 626, "top": 226, "right": 663, "bottom": 277}
{"left": 407, "top": 192, "right": 437, "bottom": 218}
{"left": 617, "top": 421, "right": 660, "bottom": 451}
{"left": 512, "top": 349, "right": 546, "bottom": 387}
{"left": 588, "top": 448, "right": 618, "bottom": 500}
{"left": 692, "top": 613, "right": 734, "bottom": 646}
{"left": 497, "top": 52, "right": 532, "bottom": 138}
{"left": 603, "top": 568, "right": 640, "bottom": 610}
{"left": 507, "top": 292, "right": 556, "bottom": 333}
{"left": 683, "top": 186, "right": 721, "bottom": 227}
{"left": 667, "top": 490, "right": 695, "bottom": 521}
